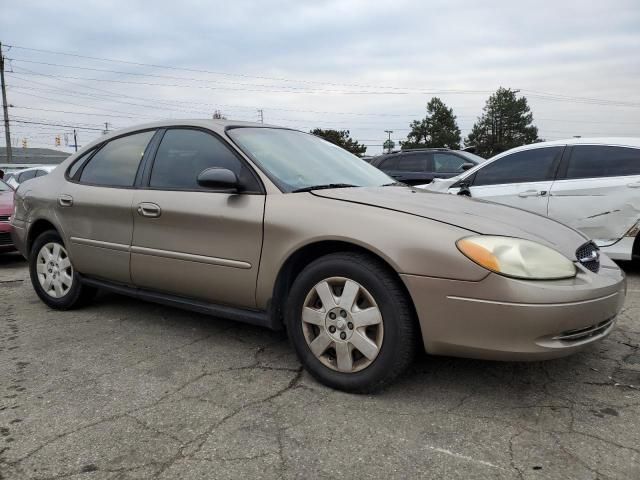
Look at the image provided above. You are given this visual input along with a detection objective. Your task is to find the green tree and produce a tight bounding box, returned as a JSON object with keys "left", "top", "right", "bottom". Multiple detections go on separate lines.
{"left": 466, "top": 87, "right": 541, "bottom": 157}
{"left": 310, "top": 129, "right": 367, "bottom": 156}
{"left": 401, "top": 97, "right": 461, "bottom": 150}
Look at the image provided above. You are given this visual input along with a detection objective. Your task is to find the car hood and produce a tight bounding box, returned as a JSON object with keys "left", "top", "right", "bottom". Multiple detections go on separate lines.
{"left": 0, "top": 190, "right": 14, "bottom": 214}
{"left": 420, "top": 177, "right": 459, "bottom": 192}
{"left": 312, "top": 186, "right": 588, "bottom": 259}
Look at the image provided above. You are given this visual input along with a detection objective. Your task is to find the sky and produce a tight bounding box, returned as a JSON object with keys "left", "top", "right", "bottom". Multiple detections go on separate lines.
{"left": 1, "top": 0, "right": 639, "bottom": 155}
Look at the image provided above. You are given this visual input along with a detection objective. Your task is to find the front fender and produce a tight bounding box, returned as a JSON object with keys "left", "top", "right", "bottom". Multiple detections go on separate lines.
{"left": 255, "top": 193, "right": 489, "bottom": 308}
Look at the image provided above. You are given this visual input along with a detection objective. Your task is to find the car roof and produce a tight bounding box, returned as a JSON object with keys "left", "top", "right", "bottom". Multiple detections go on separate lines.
{"left": 370, "top": 148, "right": 461, "bottom": 164}
{"left": 496, "top": 137, "right": 640, "bottom": 154}
{"left": 71, "top": 119, "right": 288, "bottom": 157}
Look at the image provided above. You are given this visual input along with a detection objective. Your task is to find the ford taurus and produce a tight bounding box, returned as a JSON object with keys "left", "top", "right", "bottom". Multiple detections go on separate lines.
{"left": 10, "top": 120, "right": 626, "bottom": 392}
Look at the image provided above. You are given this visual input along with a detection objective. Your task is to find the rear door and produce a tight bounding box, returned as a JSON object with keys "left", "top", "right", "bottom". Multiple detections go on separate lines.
{"left": 548, "top": 145, "right": 640, "bottom": 245}
{"left": 58, "top": 130, "right": 156, "bottom": 283}
{"left": 466, "top": 146, "right": 564, "bottom": 215}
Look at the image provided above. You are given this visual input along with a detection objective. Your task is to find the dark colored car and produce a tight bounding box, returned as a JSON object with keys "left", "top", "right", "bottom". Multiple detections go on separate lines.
{"left": 370, "top": 148, "right": 485, "bottom": 185}
{"left": 0, "top": 180, "right": 15, "bottom": 252}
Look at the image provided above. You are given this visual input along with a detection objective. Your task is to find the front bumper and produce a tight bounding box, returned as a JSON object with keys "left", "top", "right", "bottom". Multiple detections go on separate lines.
{"left": 0, "top": 220, "right": 15, "bottom": 252}
{"left": 401, "top": 258, "right": 626, "bottom": 361}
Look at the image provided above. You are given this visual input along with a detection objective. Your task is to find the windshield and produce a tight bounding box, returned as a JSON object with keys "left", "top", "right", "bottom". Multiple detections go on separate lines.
{"left": 227, "top": 128, "right": 393, "bottom": 192}
{"left": 459, "top": 151, "right": 487, "bottom": 164}
{"left": 0, "top": 180, "right": 12, "bottom": 192}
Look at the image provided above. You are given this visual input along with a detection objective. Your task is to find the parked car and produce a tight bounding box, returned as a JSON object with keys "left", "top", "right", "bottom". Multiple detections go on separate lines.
{"left": 11, "top": 121, "right": 625, "bottom": 392}
{"left": 421, "top": 138, "right": 640, "bottom": 261}
{"left": 0, "top": 180, "right": 15, "bottom": 252}
{"left": 369, "top": 148, "right": 485, "bottom": 185}
{"left": 6, "top": 165, "right": 56, "bottom": 189}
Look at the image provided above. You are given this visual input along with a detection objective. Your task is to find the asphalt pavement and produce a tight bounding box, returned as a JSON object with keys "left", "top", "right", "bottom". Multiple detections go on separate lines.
{"left": 1, "top": 252, "right": 639, "bottom": 479}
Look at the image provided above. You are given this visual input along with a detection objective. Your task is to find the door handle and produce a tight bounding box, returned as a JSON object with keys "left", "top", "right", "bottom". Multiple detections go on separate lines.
{"left": 518, "top": 189, "right": 543, "bottom": 198}
{"left": 58, "top": 194, "right": 73, "bottom": 207}
{"left": 137, "top": 202, "right": 161, "bottom": 218}
{"left": 628, "top": 182, "right": 640, "bottom": 188}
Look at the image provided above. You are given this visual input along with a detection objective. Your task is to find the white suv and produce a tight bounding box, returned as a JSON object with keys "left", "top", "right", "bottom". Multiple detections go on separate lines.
{"left": 421, "top": 138, "right": 640, "bottom": 260}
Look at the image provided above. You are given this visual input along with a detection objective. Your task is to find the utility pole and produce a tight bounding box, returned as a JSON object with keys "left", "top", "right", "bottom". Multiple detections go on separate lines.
{"left": 384, "top": 130, "right": 394, "bottom": 154}
{"left": 73, "top": 129, "right": 78, "bottom": 152}
{"left": 257, "top": 109, "right": 264, "bottom": 124}
{"left": 0, "top": 42, "right": 12, "bottom": 163}
{"left": 102, "top": 122, "right": 110, "bottom": 135}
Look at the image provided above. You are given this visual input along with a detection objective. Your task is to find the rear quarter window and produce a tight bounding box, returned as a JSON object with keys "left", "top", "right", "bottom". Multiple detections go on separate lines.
{"left": 377, "top": 157, "right": 397, "bottom": 170}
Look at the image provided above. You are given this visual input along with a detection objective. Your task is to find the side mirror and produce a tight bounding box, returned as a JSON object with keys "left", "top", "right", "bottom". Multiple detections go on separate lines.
{"left": 461, "top": 162, "right": 475, "bottom": 171}
{"left": 457, "top": 180, "right": 472, "bottom": 197}
{"left": 197, "top": 168, "right": 239, "bottom": 191}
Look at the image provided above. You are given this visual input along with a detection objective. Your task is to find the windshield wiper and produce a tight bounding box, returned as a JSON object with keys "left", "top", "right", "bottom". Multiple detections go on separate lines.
{"left": 291, "top": 183, "right": 357, "bottom": 193}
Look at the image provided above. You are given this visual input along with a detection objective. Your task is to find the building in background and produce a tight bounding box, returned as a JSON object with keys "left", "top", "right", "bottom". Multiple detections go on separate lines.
{"left": 0, "top": 147, "right": 70, "bottom": 173}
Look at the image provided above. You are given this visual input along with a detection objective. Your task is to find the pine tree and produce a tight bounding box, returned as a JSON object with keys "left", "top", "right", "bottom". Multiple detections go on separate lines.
{"left": 466, "top": 87, "right": 541, "bottom": 157}
{"left": 401, "top": 97, "right": 461, "bottom": 150}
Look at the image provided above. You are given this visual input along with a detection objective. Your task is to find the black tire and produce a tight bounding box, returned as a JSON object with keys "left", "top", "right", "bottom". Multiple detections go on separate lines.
{"left": 285, "top": 252, "right": 418, "bottom": 393}
{"left": 29, "top": 230, "right": 96, "bottom": 310}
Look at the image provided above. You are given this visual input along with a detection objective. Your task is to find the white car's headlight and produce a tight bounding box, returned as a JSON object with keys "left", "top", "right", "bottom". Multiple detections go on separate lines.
{"left": 456, "top": 236, "right": 577, "bottom": 280}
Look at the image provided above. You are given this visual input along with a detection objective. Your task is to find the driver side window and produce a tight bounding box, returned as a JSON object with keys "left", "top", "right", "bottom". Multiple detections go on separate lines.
{"left": 473, "top": 147, "right": 562, "bottom": 186}
{"left": 149, "top": 128, "right": 260, "bottom": 192}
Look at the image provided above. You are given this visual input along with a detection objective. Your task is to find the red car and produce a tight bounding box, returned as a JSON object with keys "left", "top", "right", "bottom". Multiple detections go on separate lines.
{"left": 0, "top": 180, "right": 15, "bottom": 252}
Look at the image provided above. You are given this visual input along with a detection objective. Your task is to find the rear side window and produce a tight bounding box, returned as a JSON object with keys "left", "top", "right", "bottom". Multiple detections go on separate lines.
{"left": 80, "top": 131, "right": 155, "bottom": 187}
{"left": 149, "top": 129, "right": 259, "bottom": 192}
{"left": 397, "top": 154, "right": 428, "bottom": 171}
{"left": 434, "top": 153, "right": 466, "bottom": 173}
{"left": 18, "top": 170, "right": 37, "bottom": 183}
{"left": 473, "top": 147, "right": 562, "bottom": 186}
{"left": 565, "top": 146, "right": 640, "bottom": 179}
{"left": 35, "top": 170, "right": 48, "bottom": 177}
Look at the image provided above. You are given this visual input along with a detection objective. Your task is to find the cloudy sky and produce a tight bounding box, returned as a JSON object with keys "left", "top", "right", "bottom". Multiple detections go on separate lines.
{"left": 1, "top": 0, "right": 639, "bottom": 154}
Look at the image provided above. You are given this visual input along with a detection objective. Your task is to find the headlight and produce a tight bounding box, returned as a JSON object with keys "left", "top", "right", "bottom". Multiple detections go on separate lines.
{"left": 456, "top": 236, "right": 576, "bottom": 280}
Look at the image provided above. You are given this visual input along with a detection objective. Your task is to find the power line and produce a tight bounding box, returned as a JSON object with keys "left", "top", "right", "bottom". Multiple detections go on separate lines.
{"left": 4, "top": 44, "right": 488, "bottom": 93}
{"left": 6, "top": 44, "right": 640, "bottom": 107}
{"left": 7, "top": 70, "right": 409, "bottom": 95}
{"left": 11, "top": 120, "right": 104, "bottom": 131}
{"left": 8, "top": 70, "right": 640, "bottom": 124}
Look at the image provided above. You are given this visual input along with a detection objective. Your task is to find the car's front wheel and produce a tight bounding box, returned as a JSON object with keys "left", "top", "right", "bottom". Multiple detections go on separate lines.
{"left": 286, "top": 252, "right": 418, "bottom": 393}
{"left": 29, "top": 230, "right": 96, "bottom": 309}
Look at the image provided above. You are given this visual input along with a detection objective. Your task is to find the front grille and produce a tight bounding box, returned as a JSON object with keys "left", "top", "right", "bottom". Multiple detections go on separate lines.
{"left": 0, "top": 232, "right": 12, "bottom": 246}
{"left": 554, "top": 318, "right": 615, "bottom": 343}
{"left": 0, "top": 215, "right": 10, "bottom": 222}
{"left": 576, "top": 241, "right": 600, "bottom": 273}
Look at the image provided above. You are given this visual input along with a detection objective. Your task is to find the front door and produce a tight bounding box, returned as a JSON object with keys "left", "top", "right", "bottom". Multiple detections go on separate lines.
{"left": 130, "top": 128, "right": 265, "bottom": 308}
{"left": 466, "top": 146, "right": 564, "bottom": 216}
{"left": 58, "top": 130, "right": 156, "bottom": 283}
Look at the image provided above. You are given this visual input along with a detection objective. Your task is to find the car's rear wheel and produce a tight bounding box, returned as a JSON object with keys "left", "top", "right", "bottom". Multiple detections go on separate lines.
{"left": 286, "top": 252, "right": 418, "bottom": 393}
{"left": 29, "top": 230, "right": 96, "bottom": 309}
